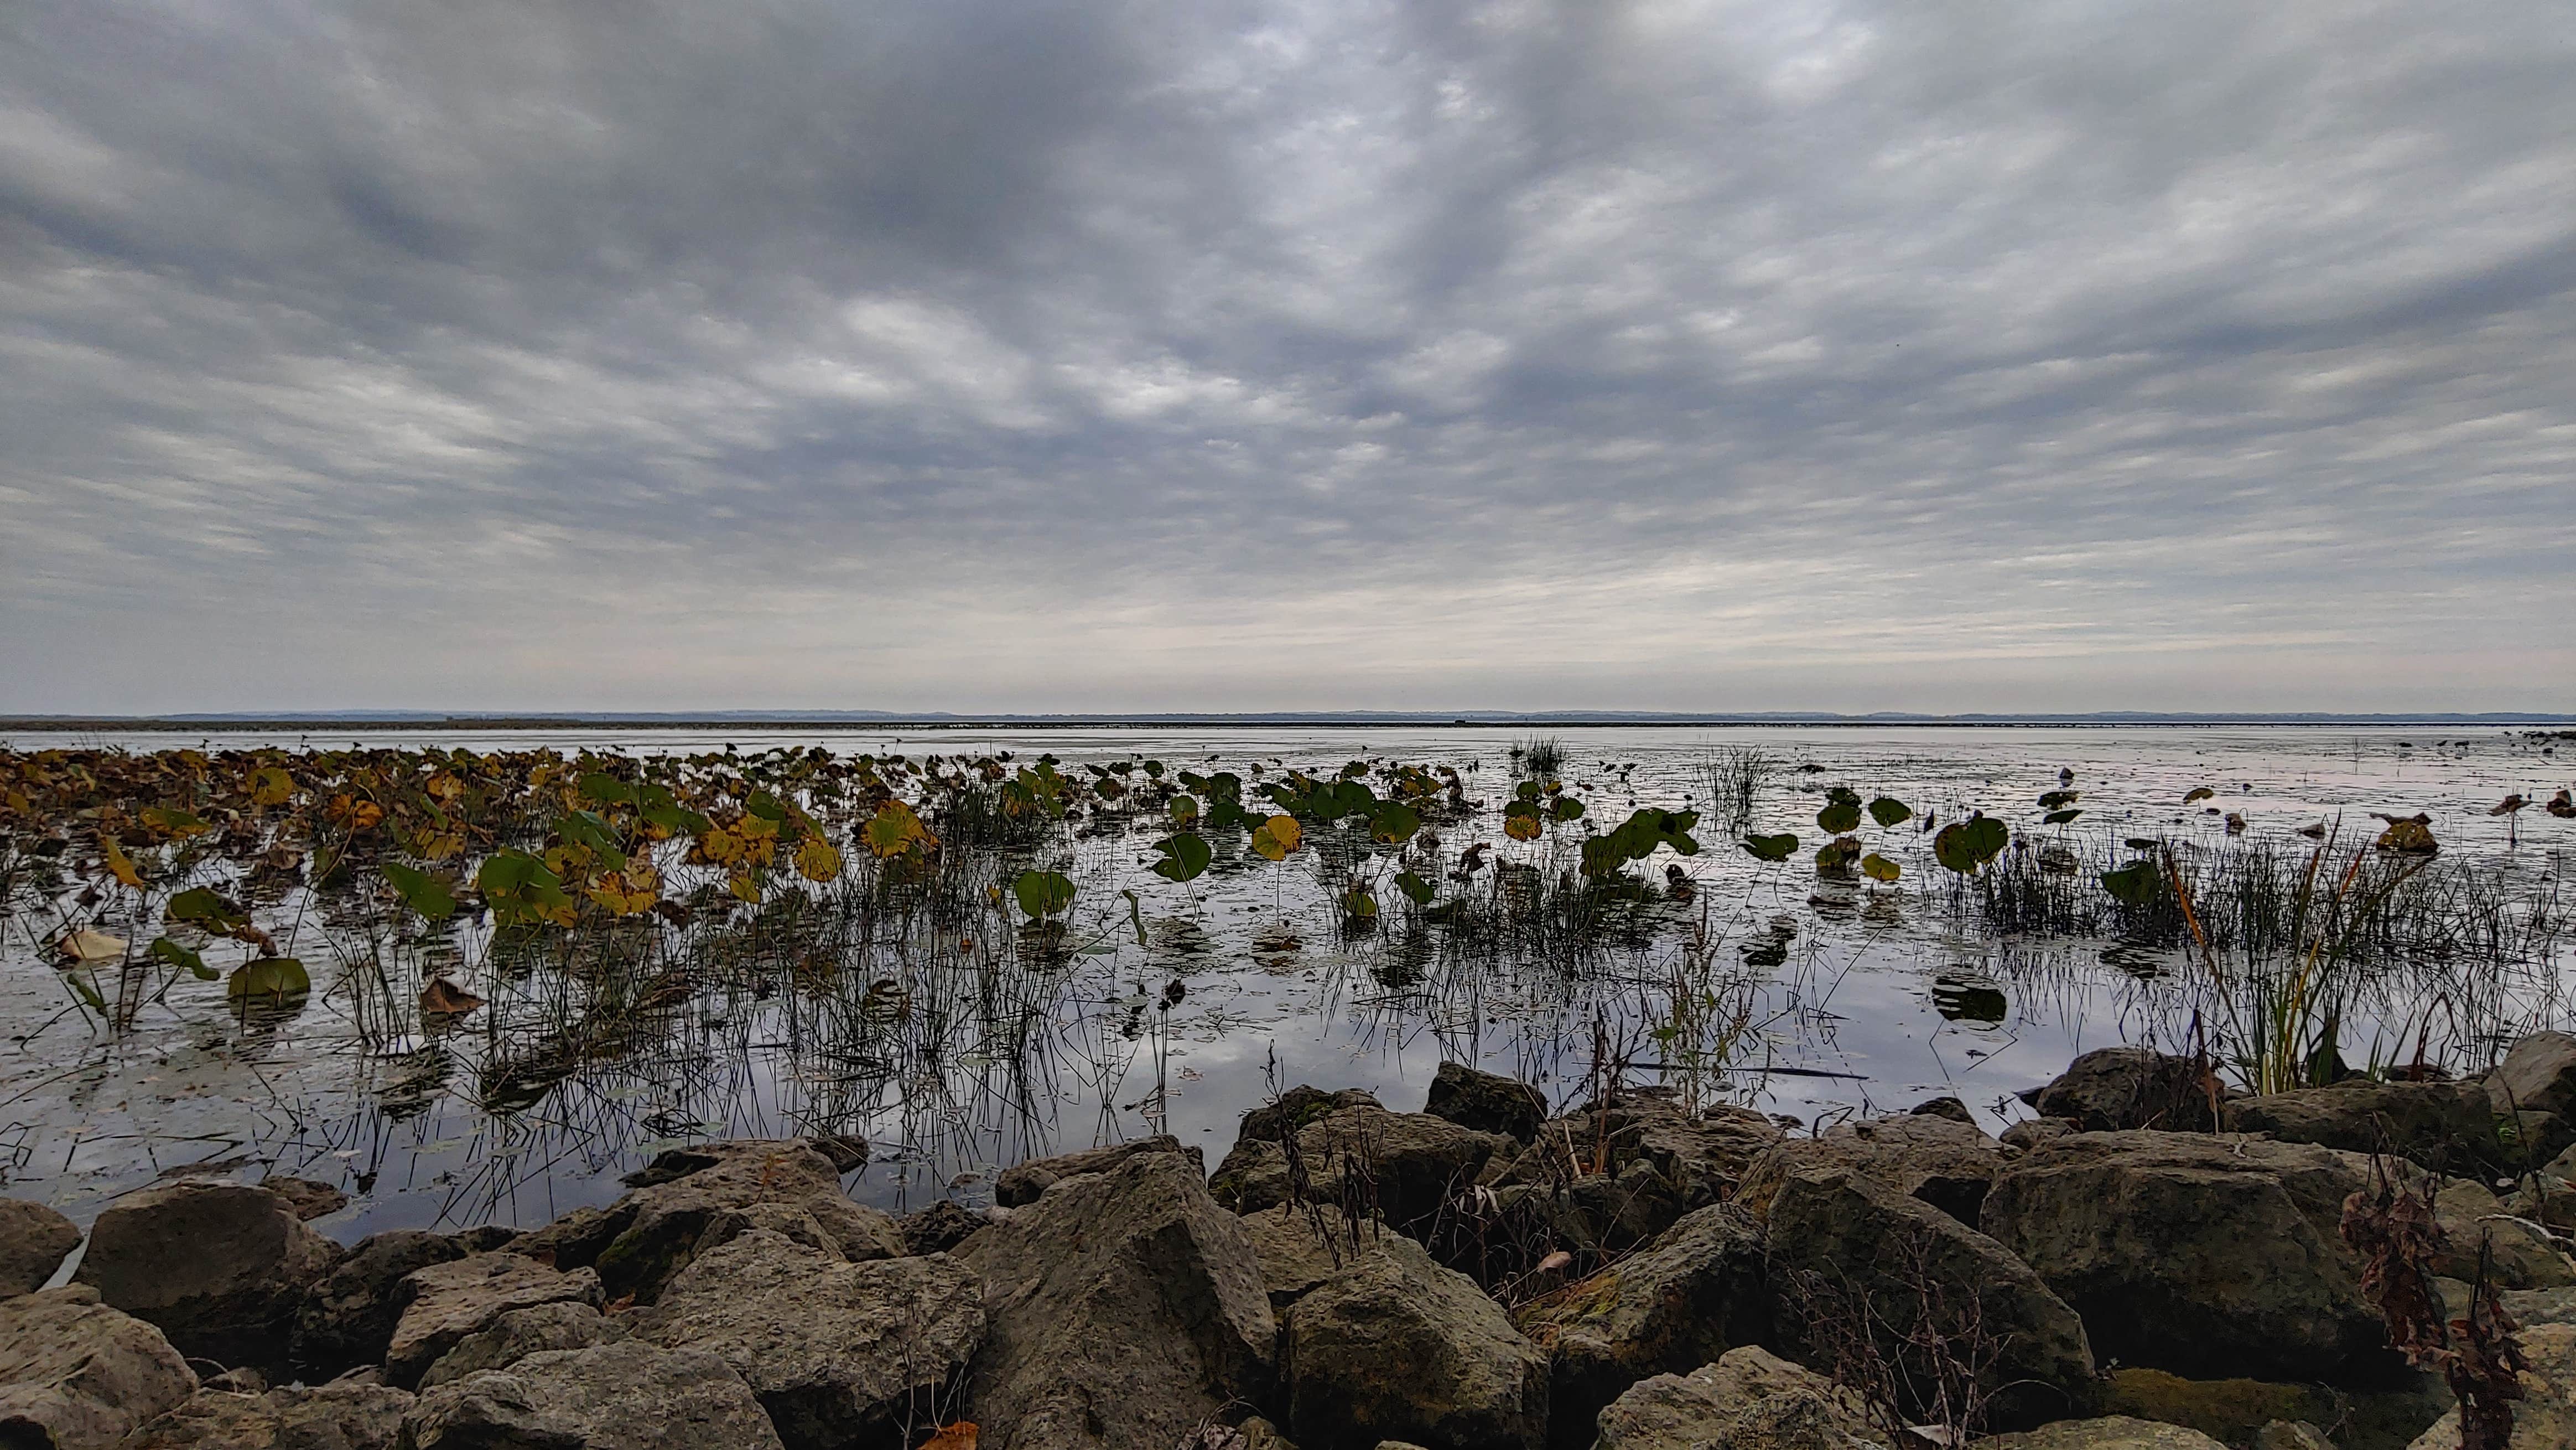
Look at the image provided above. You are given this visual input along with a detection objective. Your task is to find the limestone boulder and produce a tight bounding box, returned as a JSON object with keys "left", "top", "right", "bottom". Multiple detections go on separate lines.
{"left": 1424, "top": 1062, "right": 1548, "bottom": 1142}
{"left": 121, "top": 1380, "right": 413, "bottom": 1450}
{"left": 1237, "top": 1205, "right": 1403, "bottom": 1311}
{"left": 1982, "top": 1130, "right": 2391, "bottom": 1384}
{"left": 1734, "top": 1114, "right": 2004, "bottom": 1228}
{"left": 1980, "top": 1417, "right": 2230, "bottom": 1450}
{"left": 73, "top": 1180, "right": 341, "bottom": 1372}
{"left": 994, "top": 1133, "right": 1204, "bottom": 1207}
{"left": 383, "top": 1254, "right": 603, "bottom": 1389}
{"left": 1592, "top": 1346, "right": 1885, "bottom": 1450}
{"left": 1239, "top": 1086, "right": 1385, "bottom": 1145}
{"left": 0, "top": 1197, "right": 80, "bottom": 1298}
{"left": 2223, "top": 1079, "right": 2501, "bottom": 1173}
{"left": 588, "top": 1138, "right": 889, "bottom": 1303}
{"left": 418, "top": 1301, "right": 629, "bottom": 1389}
{"left": 1212, "top": 1104, "right": 1515, "bottom": 1237}
{"left": 401, "top": 1340, "right": 785, "bottom": 1450}
{"left": 899, "top": 1198, "right": 988, "bottom": 1255}
{"left": 2486, "top": 1033, "right": 2576, "bottom": 1121}
{"left": 1767, "top": 1166, "right": 2097, "bottom": 1429}
{"left": 633, "top": 1229, "right": 984, "bottom": 1450}
{"left": 2430, "top": 1179, "right": 2576, "bottom": 1290}
{"left": 0, "top": 1284, "right": 197, "bottom": 1450}
{"left": 289, "top": 1230, "right": 468, "bottom": 1378}
{"left": 1513, "top": 1204, "right": 1769, "bottom": 1446}
{"left": 958, "top": 1152, "right": 1274, "bottom": 1449}
{"left": 2026, "top": 1048, "right": 2219, "bottom": 1133}
{"left": 1282, "top": 1229, "right": 1549, "bottom": 1450}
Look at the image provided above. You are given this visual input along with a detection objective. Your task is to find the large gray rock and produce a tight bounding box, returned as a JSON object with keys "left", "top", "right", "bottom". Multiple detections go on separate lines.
{"left": 2222, "top": 1078, "right": 2501, "bottom": 1173}
{"left": 897, "top": 1199, "right": 988, "bottom": 1255}
{"left": 2430, "top": 1179, "right": 2576, "bottom": 1290}
{"left": 0, "top": 1284, "right": 197, "bottom": 1450}
{"left": 1424, "top": 1062, "right": 1549, "bottom": 1142}
{"left": 401, "top": 1340, "right": 785, "bottom": 1450}
{"left": 290, "top": 1230, "right": 468, "bottom": 1378}
{"left": 419, "top": 1300, "right": 629, "bottom": 1389}
{"left": 1239, "top": 1086, "right": 1385, "bottom": 1145}
{"left": 1283, "top": 1230, "right": 1549, "bottom": 1450}
{"left": 1513, "top": 1204, "right": 1769, "bottom": 1447}
{"left": 994, "top": 1133, "right": 1204, "bottom": 1207}
{"left": 1593, "top": 1346, "right": 1884, "bottom": 1450}
{"left": 2028, "top": 1048, "right": 2219, "bottom": 1133}
{"left": 634, "top": 1229, "right": 984, "bottom": 1450}
{"left": 587, "top": 1139, "right": 897, "bottom": 1303}
{"left": 1982, "top": 1131, "right": 2390, "bottom": 1384}
{"left": 958, "top": 1151, "right": 1274, "bottom": 1449}
{"left": 1768, "top": 1166, "right": 2097, "bottom": 1429}
{"left": 121, "top": 1380, "right": 413, "bottom": 1449}
{"left": 1212, "top": 1104, "right": 1515, "bottom": 1237}
{"left": 1734, "top": 1114, "right": 2005, "bottom": 1228}
{"left": 1237, "top": 1205, "right": 1403, "bottom": 1311}
{"left": 1981, "top": 1418, "right": 2229, "bottom": 1450}
{"left": 73, "top": 1180, "right": 342, "bottom": 1372}
{"left": 2405, "top": 1320, "right": 2576, "bottom": 1449}
{"left": 2486, "top": 1033, "right": 2576, "bottom": 1120}
{"left": 0, "top": 1197, "right": 80, "bottom": 1297}
{"left": 383, "top": 1253, "right": 604, "bottom": 1389}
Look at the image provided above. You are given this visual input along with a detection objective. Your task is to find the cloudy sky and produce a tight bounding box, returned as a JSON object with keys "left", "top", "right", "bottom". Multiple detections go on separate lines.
{"left": 3, "top": 1, "right": 2570, "bottom": 715}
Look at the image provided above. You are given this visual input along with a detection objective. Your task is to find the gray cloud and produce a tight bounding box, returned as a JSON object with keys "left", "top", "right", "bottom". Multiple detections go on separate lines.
{"left": 3, "top": 0, "right": 2570, "bottom": 713}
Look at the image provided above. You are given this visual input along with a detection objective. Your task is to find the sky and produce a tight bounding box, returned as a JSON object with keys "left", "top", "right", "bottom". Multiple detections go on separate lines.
{"left": 2, "top": 1, "right": 2571, "bottom": 717}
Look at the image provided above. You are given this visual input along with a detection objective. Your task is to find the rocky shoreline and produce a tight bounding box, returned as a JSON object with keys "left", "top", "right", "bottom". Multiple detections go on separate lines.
{"left": 9, "top": 1042, "right": 2576, "bottom": 1449}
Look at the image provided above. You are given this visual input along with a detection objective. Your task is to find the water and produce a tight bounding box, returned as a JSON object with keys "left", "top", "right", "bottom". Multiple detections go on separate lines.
{"left": 3, "top": 723, "right": 2568, "bottom": 1249}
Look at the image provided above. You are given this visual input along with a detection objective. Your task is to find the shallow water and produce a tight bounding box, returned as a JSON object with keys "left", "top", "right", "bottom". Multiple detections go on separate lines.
{"left": 3, "top": 723, "right": 2569, "bottom": 1249}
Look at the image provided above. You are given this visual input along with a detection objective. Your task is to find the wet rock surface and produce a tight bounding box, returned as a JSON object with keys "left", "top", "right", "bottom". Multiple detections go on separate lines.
{"left": 0, "top": 1283, "right": 198, "bottom": 1450}
{"left": 1213, "top": 1102, "right": 1516, "bottom": 1236}
{"left": 2221, "top": 1078, "right": 2500, "bottom": 1172}
{"left": 633, "top": 1228, "right": 984, "bottom": 1450}
{"left": 993, "top": 1132, "right": 1204, "bottom": 1207}
{"left": 402, "top": 1340, "right": 786, "bottom": 1450}
{"left": 290, "top": 1229, "right": 469, "bottom": 1379}
{"left": 0, "top": 1197, "right": 81, "bottom": 1298}
{"left": 2026, "top": 1048, "right": 2221, "bottom": 1133}
{"left": 958, "top": 1150, "right": 1274, "bottom": 1449}
{"left": 419, "top": 1299, "right": 629, "bottom": 1389}
{"left": 1734, "top": 1112, "right": 2005, "bottom": 1227}
{"left": 72, "top": 1180, "right": 342, "bottom": 1373}
{"left": 1982, "top": 1130, "right": 2390, "bottom": 1384}
{"left": 383, "top": 1252, "right": 605, "bottom": 1389}
{"left": 1282, "top": 1228, "right": 1549, "bottom": 1450}
{"left": 1424, "top": 1060, "right": 1549, "bottom": 1141}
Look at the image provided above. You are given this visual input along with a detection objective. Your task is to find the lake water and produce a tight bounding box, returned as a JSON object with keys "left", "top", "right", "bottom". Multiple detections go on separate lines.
{"left": 3, "top": 723, "right": 2568, "bottom": 1249}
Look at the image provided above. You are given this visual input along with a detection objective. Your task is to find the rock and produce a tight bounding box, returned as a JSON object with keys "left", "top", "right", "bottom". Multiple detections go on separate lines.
{"left": 0, "top": 1197, "right": 80, "bottom": 1297}
{"left": 383, "top": 1253, "right": 604, "bottom": 1389}
{"left": 1424, "top": 1062, "right": 1549, "bottom": 1142}
{"left": 0, "top": 1284, "right": 196, "bottom": 1450}
{"left": 401, "top": 1340, "right": 785, "bottom": 1450}
{"left": 2028, "top": 1048, "right": 2219, "bottom": 1132}
{"left": 634, "top": 1229, "right": 983, "bottom": 1450}
{"left": 1592, "top": 1346, "right": 1884, "bottom": 1450}
{"left": 2502, "top": 1285, "right": 2576, "bottom": 1325}
{"left": 2404, "top": 1321, "right": 2576, "bottom": 1449}
{"left": 1911, "top": 1096, "right": 1976, "bottom": 1123}
{"left": 1282, "top": 1229, "right": 1549, "bottom": 1450}
{"left": 958, "top": 1151, "right": 1273, "bottom": 1449}
{"left": 1735, "top": 1114, "right": 2004, "bottom": 1228}
{"left": 1212, "top": 1104, "right": 1515, "bottom": 1237}
{"left": 2486, "top": 1033, "right": 2576, "bottom": 1122}
{"left": 74, "top": 1180, "right": 342, "bottom": 1372}
{"left": 419, "top": 1301, "right": 629, "bottom": 1389}
{"left": 1513, "top": 1204, "right": 1769, "bottom": 1446}
{"left": 1236, "top": 1205, "right": 1405, "bottom": 1311}
{"left": 687, "top": 1202, "right": 849, "bottom": 1265}
{"left": 993, "top": 1134, "right": 1204, "bottom": 1208}
{"left": 2253, "top": 1422, "right": 2339, "bottom": 1450}
{"left": 507, "top": 1203, "right": 622, "bottom": 1269}
{"left": 2100, "top": 1366, "right": 2449, "bottom": 1450}
{"left": 2222, "top": 1079, "right": 2501, "bottom": 1173}
{"left": 588, "top": 1139, "right": 897, "bottom": 1302}
{"left": 290, "top": 1230, "right": 468, "bottom": 1378}
{"left": 1980, "top": 1417, "right": 2229, "bottom": 1450}
{"left": 201, "top": 1368, "right": 268, "bottom": 1394}
{"left": 1982, "top": 1130, "right": 2390, "bottom": 1384}
{"left": 121, "top": 1380, "right": 414, "bottom": 1449}
{"left": 2506, "top": 1142, "right": 2576, "bottom": 1230}
{"left": 808, "top": 1134, "right": 871, "bottom": 1173}
{"left": 1767, "top": 1166, "right": 2097, "bottom": 1428}
{"left": 2002, "top": 1118, "right": 2079, "bottom": 1152}
{"left": 2430, "top": 1179, "right": 2576, "bottom": 1290}
{"left": 446, "top": 1225, "right": 520, "bottom": 1254}
{"left": 257, "top": 1176, "right": 350, "bottom": 1221}
{"left": 1241, "top": 1086, "right": 1385, "bottom": 1145}
{"left": 899, "top": 1199, "right": 988, "bottom": 1255}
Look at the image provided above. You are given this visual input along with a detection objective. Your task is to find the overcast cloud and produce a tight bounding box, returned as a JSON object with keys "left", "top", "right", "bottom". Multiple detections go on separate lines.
{"left": 3, "top": 1, "right": 2570, "bottom": 714}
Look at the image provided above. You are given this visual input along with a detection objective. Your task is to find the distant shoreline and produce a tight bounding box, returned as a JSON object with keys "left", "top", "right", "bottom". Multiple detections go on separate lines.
{"left": 5, "top": 713, "right": 2571, "bottom": 733}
